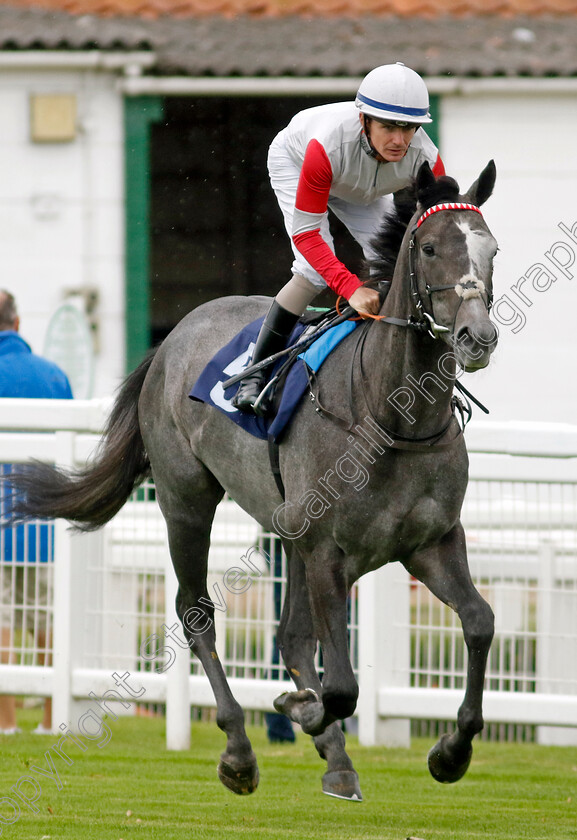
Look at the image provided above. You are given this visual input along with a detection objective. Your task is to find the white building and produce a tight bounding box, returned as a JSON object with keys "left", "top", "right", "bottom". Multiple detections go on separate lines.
{"left": 0, "top": 3, "right": 575, "bottom": 423}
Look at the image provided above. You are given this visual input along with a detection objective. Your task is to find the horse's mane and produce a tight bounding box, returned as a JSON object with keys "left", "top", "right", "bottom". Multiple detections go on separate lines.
{"left": 362, "top": 174, "right": 461, "bottom": 283}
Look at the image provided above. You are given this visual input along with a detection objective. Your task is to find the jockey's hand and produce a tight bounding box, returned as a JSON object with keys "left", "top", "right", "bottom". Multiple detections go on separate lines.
{"left": 348, "top": 286, "right": 381, "bottom": 317}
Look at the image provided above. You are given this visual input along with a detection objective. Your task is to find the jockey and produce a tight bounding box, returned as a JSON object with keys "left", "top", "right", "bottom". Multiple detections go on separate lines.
{"left": 232, "top": 62, "right": 445, "bottom": 414}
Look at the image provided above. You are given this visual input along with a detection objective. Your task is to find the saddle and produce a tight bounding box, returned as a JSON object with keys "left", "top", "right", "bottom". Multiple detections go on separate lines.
{"left": 243, "top": 306, "right": 354, "bottom": 419}
{"left": 189, "top": 303, "right": 361, "bottom": 444}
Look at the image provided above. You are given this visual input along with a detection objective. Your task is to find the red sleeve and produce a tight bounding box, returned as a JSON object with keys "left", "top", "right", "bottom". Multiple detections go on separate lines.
{"left": 293, "top": 230, "right": 362, "bottom": 299}
{"left": 292, "top": 139, "right": 362, "bottom": 299}
{"left": 295, "top": 139, "right": 332, "bottom": 213}
{"left": 432, "top": 154, "right": 445, "bottom": 177}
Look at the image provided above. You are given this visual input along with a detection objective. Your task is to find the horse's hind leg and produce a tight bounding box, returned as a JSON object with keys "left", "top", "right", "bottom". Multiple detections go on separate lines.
{"left": 405, "top": 522, "right": 494, "bottom": 784}
{"left": 274, "top": 546, "right": 362, "bottom": 801}
{"left": 152, "top": 456, "right": 259, "bottom": 795}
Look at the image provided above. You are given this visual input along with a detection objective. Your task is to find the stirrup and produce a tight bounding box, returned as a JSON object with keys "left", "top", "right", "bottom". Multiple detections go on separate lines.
{"left": 251, "top": 379, "right": 277, "bottom": 417}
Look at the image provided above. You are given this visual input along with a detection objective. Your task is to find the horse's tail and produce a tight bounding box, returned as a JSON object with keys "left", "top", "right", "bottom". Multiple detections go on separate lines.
{"left": 5, "top": 349, "right": 157, "bottom": 532}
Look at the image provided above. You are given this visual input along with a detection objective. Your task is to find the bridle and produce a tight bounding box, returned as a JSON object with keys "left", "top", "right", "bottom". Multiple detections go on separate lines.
{"left": 375, "top": 202, "right": 494, "bottom": 340}
{"left": 306, "top": 201, "right": 496, "bottom": 447}
{"left": 406, "top": 202, "right": 494, "bottom": 340}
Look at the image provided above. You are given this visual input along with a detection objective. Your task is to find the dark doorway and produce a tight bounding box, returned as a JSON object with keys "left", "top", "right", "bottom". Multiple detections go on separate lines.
{"left": 149, "top": 96, "right": 360, "bottom": 344}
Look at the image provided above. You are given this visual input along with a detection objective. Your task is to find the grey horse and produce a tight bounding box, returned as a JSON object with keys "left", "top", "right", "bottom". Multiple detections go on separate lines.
{"left": 5, "top": 161, "right": 499, "bottom": 801}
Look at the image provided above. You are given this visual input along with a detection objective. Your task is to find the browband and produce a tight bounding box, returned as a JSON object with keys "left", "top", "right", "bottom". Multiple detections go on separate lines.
{"left": 416, "top": 202, "right": 482, "bottom": 228}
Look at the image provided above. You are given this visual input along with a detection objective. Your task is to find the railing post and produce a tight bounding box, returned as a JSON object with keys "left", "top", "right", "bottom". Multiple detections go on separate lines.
{"left": 51, "top": 431, "right": 94, "bottom": 731}
{"left": 536, "top": 541, "right": 577, "bottom": 745}
{"left": 357, "top": 563, "right": 411, "bottom": 747}
{"left": 164, "top": 553, "right": 191, "bottom": 750}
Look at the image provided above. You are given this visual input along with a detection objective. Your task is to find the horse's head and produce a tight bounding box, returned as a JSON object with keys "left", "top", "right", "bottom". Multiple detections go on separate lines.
{"left": 410, "top": 160, "right": 499, "bottom": 372}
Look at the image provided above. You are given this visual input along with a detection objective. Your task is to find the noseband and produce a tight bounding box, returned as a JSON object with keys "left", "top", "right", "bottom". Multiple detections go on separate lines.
{"left": 406, "top": 202, "right": 494, "bottom": 339}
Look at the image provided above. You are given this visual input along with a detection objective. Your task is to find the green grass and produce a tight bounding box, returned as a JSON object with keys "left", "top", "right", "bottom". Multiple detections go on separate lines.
{"left": 1, "top": 711, "right": 577, "bottom": 840}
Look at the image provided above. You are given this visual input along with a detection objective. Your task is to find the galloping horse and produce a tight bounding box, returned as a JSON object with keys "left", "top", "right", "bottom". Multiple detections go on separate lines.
{"left": 6, "top": 161, "right": 499, "bottom": 801}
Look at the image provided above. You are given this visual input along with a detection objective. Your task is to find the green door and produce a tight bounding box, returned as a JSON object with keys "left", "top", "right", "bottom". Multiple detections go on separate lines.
{"left": 124, "top": 95, "right": 164, "bottom": 373}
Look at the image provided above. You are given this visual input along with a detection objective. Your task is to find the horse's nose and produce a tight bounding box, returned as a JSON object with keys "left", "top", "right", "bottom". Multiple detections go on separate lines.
{"left": 456, "top": 320, "right": 498, "bottom": 355}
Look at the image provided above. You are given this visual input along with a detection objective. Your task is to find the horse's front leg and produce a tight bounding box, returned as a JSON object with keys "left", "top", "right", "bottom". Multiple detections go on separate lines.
{"left": 275, "top": 543, "right": 359, "bottom": 738}
{"left": 405, "top": 522, "right": 494, "bottom": 783}
{"left": 273, "top": 544, "right": 362, "bottom": 800}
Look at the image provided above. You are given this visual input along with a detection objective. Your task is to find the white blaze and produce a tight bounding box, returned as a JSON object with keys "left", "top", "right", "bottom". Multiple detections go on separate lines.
{"left": 454, "top": 220, "right": 493, "bottom": 299}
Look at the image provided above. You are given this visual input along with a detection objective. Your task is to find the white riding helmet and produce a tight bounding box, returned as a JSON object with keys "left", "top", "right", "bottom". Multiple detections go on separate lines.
{"left": 355, "top": 62, "right": 432, "bottom": 125}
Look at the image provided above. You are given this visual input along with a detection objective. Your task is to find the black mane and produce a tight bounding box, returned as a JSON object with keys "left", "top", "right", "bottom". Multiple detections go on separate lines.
{"left": 362, "top": 174, "right": 461, "bottom": 282}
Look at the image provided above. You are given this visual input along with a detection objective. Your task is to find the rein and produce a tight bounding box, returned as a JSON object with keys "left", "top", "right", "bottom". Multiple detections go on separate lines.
{"left": 307, "top": 321, "right": 466, "bottom": 453}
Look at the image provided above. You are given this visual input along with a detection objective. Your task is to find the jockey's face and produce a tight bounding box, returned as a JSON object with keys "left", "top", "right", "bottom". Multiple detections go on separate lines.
{"left": 361, "top": 115, "right": 418, "bottom": 163}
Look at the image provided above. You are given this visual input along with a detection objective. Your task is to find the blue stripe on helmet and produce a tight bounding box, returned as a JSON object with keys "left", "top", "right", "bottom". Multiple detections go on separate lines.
{"left": 356, "top": 92, "right": 429, "bottom": 118}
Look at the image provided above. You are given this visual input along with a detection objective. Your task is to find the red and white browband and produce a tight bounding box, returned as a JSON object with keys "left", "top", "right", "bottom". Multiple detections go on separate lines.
{"left": 416, "top": 202, "right": 483, "bottom": 228}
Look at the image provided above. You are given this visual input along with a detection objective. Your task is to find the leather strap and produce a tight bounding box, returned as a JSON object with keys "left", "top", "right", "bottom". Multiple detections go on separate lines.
{"left": 268, "top": 435, "right": 286, "bottom": 499}
{"left": 306, "top": 367, "right": 464, "bottom": 452}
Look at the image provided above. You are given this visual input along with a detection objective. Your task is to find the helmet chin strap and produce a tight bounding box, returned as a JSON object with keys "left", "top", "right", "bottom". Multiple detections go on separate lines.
{"left": 360, "top": 114, "right": 380, "bottom": 159}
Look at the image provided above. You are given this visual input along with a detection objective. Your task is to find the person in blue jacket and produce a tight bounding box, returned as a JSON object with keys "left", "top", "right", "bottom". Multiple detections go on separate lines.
{"left": 0, "top": 290, "right": 72, "bottom": 734}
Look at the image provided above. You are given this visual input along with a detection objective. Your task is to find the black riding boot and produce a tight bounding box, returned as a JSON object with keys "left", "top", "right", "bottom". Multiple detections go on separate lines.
{"left": 232, "top": 301, "right": 299, "bottom": 415}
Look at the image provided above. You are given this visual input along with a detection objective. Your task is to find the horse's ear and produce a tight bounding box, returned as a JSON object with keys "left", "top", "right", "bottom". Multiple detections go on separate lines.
{"left": 464, "top": 160, "right": 496, "bottom": 207}
{"left": 416, "top": 161, "right": 436, "bottom": 197}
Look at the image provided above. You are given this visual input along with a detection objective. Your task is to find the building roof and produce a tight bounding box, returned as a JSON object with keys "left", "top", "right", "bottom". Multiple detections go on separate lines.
{"left": 3, "top": 0, "right": 577, "bottom": 17}
{"left": 0, "top": 1, "right": 576, "bottom": 77}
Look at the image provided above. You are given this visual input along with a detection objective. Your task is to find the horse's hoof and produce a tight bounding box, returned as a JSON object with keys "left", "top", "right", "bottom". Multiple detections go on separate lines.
{"left": 322, "top": 770, "right": 363, "bottom": 802}
{"left": 427, "top": 734, "right": 472, "bottom": 784}
{"left": 274, "top": 687, "right": 319, "bottom": 715}
{"left": 217, "top": 755, "right": 259, "bottom": 795}
{"left": 274, "top": 688, "right": 326, "bottom": 736}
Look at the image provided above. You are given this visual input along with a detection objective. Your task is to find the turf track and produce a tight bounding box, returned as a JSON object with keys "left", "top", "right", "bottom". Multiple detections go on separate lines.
{"left": 1, "top": 712, "right": 576, "bottom": 839}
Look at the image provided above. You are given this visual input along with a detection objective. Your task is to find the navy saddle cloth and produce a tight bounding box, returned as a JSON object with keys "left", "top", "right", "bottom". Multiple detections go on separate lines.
{"left": 189, "top": 315, "right": 357, "bottom": 443}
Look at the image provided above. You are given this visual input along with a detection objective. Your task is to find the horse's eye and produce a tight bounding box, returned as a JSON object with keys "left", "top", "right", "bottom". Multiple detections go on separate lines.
{"left": 422, "top": 244, "right": 435, "bottom": 257}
